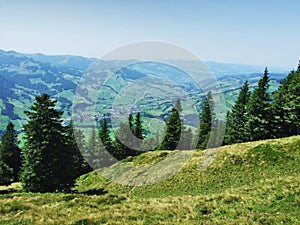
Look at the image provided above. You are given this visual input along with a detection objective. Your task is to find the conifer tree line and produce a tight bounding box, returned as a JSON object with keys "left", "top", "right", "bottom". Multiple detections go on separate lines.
{"left": 0, "top": 122, "right": 21, "bottom": 185}
{"left": 224, "top": 64, "right": 300, "bottom": 144}
{"left": 85, "top": 112, "right": 146, "bottom": 168}
{"left": 0, "top": 94, "right": 92, "bottom": 190}
{"left": 0, "top": 62, "right": 299, "bottom": 191}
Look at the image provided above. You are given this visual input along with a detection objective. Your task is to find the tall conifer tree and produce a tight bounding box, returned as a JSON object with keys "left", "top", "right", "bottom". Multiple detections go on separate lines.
{"left": 245, "top": 68, "right": 271, "bottom": 141}
{"left": 197, "top": 92, "right": 213, "bottom": 149}
{"left": 65, "top": 122, "right": 92, "bottom": 176}
{"left": 98, "top": 118, "right": 115, "bottom": 166}
{"left": 134, "top": 112, "right": 144, "bottom": 140}
{"left": 0, "top": 161, "right": 13, "bottom": 185}
{"left": 224, "top": 81, "right": 250, "bottom": 144}
{"left": 113, "top": 121, "right": 132, "bottom": 158}
{"left": 0, "top": 122, "right": 21, "bottom": 181}
{"left": 21, "top": 94, "right": 77, "bottom": 192}
{"left": 86, "top": 128, "right": 98, "bottom": 169}
{"left": 159, "top": 100, "right": 182, "bottom": 150}
{"left": 272, "top": 62, "right": 300, "bottom": 137}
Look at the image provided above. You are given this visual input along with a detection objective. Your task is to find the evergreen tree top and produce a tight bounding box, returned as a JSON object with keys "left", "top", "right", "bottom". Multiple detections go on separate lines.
{"left": 174, "top": 99, "right": 183, "bottom": 112}
{"left": 231, "top": 81, "right": 250, "bottom": 116}
{"left": 0, "top": 121, "right": 21, "bottom": 182}
{"left": 21, "top": 94, "right": 77, "bottom": 192}
{"left": 24, "top": 94, "right": 63, "bottom": 122}
{"left": 1, "top": 122, "right": 17, "bottom": 142}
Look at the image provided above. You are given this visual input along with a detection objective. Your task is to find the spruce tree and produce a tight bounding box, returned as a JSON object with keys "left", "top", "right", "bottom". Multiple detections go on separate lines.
{"left": 98, "top": 118, "right": 115, "bottom": 167}
{"left": 99, "top": 119, "right": 113, "bottom": 152}
{"left": 197, "top": 92, "right": 213, "bottom": 149}
{"left": 224, "top": 81, "right": 250, "bottom": 144}
{"left": 0, "top": 161, "right": 14, "bottom": 186}
{"left": 174, "top": 99, "right": 183, "bottom": 112}
{"left": 245, "top": 68, "right": 272, "bottom": 141}
{"left": 73, "top": 128, "right": 86, "bottom": 156}
{"left": 87, "top": 129, "right": 97, "bottom": 152}
{"left": 134, "top": 112, "right": 144, "bottom": 140}
{"left": 20, "top": 94, "right": 76, "bottom": 192}
{"left": 86, "top": 128, "right": 98, "bottom": 168}
{"left": 128, "top": 114, "right": 134, "bottom": 134}
{"left": 272, "top": 63, "right": 300, "bottom": 137}
{"left": 113, "top": 121, "right": 132, "bottom": 158}
{"left": 159, "top": 100, "right": 182, "bottom": 150}
{"left": 65, "top": 122, "right": 92, "bottom": 176}
{"left": 113, "top": 112, "right": 145, "bottom": 157}
{"left": 0, "top": 122, "right": 21, "bottom": 181}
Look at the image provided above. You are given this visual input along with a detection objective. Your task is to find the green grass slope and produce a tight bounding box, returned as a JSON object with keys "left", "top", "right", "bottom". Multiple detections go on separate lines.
{"left": 0, "top": 136, "right": 299, "bottom": 224}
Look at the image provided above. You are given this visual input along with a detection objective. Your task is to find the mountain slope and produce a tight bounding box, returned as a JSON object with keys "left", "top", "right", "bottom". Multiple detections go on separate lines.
{"left": 77, "top": 136, "right": 300, "bottom": 196}
{"left": 0, "top": 49, "right": 289, "bottom": 133}
{"left": 0, "top": 50, "right": 84, "bottom": 132}
{"left": 25, "top": 52, "right": 97, "bottom": 70}
{"left": 0, "top": 136, "right": 299, "bottom": 224}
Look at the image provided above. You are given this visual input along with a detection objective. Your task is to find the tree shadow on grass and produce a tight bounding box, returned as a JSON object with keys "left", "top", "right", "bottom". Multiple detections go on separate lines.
{"left": 0, "top": 183, "right": 22, "bottom": 195}
{"left": 0, "top": 188, "right": 19, "bottom": 195}
{"left": 74, "top": 188, "right": 108, "bottom": 196}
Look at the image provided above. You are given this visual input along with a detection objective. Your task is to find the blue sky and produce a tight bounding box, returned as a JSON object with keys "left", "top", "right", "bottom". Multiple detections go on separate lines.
{"left": 0, "top": 0, "right": 299, "bottom": 68}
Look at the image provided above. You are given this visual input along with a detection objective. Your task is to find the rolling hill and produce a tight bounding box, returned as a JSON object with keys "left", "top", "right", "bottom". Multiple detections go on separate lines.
{"left": 0, "top": 135, "right": 299, "bottom": 224}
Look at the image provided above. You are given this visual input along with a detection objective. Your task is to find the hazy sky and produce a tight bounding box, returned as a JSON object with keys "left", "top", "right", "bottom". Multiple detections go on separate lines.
{"left": 0, "top": 0, "right": 299, "bottom": 68}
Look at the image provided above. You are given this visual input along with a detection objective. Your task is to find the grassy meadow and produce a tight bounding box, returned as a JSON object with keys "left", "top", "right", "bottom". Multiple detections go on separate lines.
{"left": 0, "top": 136, "right": 299, "bottom": 224}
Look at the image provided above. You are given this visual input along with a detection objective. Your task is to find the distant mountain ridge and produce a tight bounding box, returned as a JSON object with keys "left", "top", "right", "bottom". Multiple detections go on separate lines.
{"left": 25, "top": 53, "right": 97, "bottom": 70}
{"left": 2, "top": 49, "right": 290, "bottom": 75}
{"left": 205, "top": 61, "right": 290, "bottom": 77}
{"left": 0, "top": 49, "right": 289, "bottom": 133}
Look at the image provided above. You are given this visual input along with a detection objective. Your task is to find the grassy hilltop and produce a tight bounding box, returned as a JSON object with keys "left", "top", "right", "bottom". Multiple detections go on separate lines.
{"left": 0, "top": 135, "right": 299, "bottom": 224}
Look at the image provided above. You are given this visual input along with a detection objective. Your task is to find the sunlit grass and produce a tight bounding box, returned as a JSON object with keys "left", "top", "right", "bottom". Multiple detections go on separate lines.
{"left": 0, "top": 136, "right": 299, "bottom": 224}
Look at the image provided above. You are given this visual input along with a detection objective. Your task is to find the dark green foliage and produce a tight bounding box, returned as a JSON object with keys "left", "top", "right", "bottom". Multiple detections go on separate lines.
{"left": 87, "top": 129, "right": 98, "bottom": 153}
{"left": 0, "top": 122, "right": 21, "bottom": 181}
{"left": 113, "top": 113, "right": 145, "bottom": 158}
{"left": 98, "top": 118, "right": 116, "bottom": 167}
{"left": 222, "top": 63, "right": 300, "bottom": 145}
{"left": 73, "top": 128, "right": 86, "bottom": 156}
{"left": 0, "top": 161, "right": 13, "bottom": 186}
{"left": 65, "top": 122, "right": 92, "bottom": 176}
{"left": 20, "top": 94, "right": 77, "bottom": 192}
{"left": 86, "top": 128, "right": 100, "bottom": 168}
{"left": 128, "top": 114, "right": 134, "bottom": 133}
{"left": 113, "top": 122, "right": 132, "bottom": 159}
{"left": 272, "top": 64, "right": 300, "bottom": 137}
{"left": 128, "top": 113, "right": 141, "bottom": 154}
{"left": 224, "top": 81, "right": 250, "bottom": 144}
{"left": 159, "top": 100, "right": 182, "bottom": 150}
{"left": 197, "top": 92, "right": 214, "bottom": 149}
{"left": 245, "top": 68, "right": 272, "bottom": 141}
{"left": 134, "top": 112, "right": 144, "bottom": 140}
{"left": 99, "top": 119, "right": 113, "bottom": 153}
